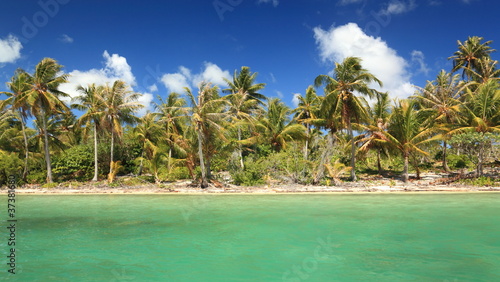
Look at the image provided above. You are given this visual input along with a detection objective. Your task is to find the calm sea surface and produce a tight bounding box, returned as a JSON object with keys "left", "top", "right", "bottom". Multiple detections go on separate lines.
{"left": 1, "top": 193, "right": 499, "bottom": 281}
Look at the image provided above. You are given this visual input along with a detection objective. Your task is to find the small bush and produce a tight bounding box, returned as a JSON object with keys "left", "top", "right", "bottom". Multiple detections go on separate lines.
{"left": 447, "top": 154, "right": 471, "bottom": 169}
{"left": 460, "top": 176, "right": 497, "bottom": 187}
{"left": 231, "top": 157, "right": 265, "bottom": 186}
{"left": 41, "top": 182, "right": 58, "bottom": 189}
{"left": 26, "top": 171, "right": 47, "bottom": 184}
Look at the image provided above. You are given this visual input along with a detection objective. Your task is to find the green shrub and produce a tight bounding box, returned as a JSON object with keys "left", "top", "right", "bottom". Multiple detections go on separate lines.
{"left": 41, "top": 182, "right": 58, "bottom": 189}
{"left": 26, "top": 171, "right": 47, "bottom": 184}
{"left": 460, "top": 176, "right": 497, "bottom": 187}
{"left": 447, "top": 154, "right": 471, "bottom": 169}
{"left": 53, "top": 145, "right": 94, "bottom": 181}
{"left": 231, "top": 157, "right": 265, "bottom": 186}
{"left": 0, "top": 152, "right": 23, "bottom": 186}
{"left": 165, "top": 166, "right": 191, "bottom": 181}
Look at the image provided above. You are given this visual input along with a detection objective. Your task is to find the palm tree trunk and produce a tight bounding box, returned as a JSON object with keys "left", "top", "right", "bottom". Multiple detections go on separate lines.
{"left": 92, "top": 122, "right": 98, "bottom": 181}
{"left": 138, "top": 144, "right": 144, "bottom": 176}
{"left": 442, "top": 141, "right": 450, "bottom": 172}
{"left": 377, "top": 149, "right": 382, "bottom": 175}
{"left": 237, "top": 126, "right": 244, "bottom": 170}
{"left": 109, "top": 130, "right": 114, "bottom": 175}
{"left": 403, "top": 153, "right": 409, "bottom": 183}
{"left": 40, "top": 109, "right": 53, "bottom": 183}
{"left": 19, "top": 111, "right": 29, "bottom": 181}
{"left": 304, "top": 124, "right": 310, "bottom": 160}
{"left": 168, "top": 147, "right": 172, "bottom": 174}
{"left": 197, "top": 130, "right": 208, "bottom": 188}
{"left": 348, "top": 122, "right": 357, "bottom": 181}
{"left": 313, "top": 131, "right": 334, "bottom": 184}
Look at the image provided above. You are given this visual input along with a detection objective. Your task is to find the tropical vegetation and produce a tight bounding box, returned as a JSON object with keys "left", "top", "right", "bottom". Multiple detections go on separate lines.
{"left": 0, "top": 37, "right": 499, "bottom": 187}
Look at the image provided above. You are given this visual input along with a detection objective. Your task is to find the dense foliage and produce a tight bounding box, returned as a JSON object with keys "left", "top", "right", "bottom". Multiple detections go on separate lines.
{"left": 0, "top": 36, "right": 499, "bottom": 187}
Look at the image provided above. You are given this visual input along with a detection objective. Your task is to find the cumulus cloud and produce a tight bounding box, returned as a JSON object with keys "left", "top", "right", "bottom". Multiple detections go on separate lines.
{"left": 59, "top": 34, "right": 74, "bottom": 43}
{"left": 102, "top": 51, "right": 136, "bottom": 86}
{"left": 161, "top": 62, "right": 231, "bottom": 94}
{"left": 161, "top": 71, "right": 191, "bottom": 94}
{"left": 59, "top": 51, "right": 151, "bottom": 115}
{"left": 380, "top": 0, "right": 416, "bottom": 15}
{"left": 258, "top": 0, "right": 279, "bottom": 7}
{"left": 0, "top": 35, "right": 22, "bottom": 64}
{"left": 313, "top": 22, "right": 413, "bottom": 98}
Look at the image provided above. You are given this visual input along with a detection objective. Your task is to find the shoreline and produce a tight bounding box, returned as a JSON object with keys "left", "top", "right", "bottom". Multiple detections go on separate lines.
{"left": 2, "top": 183, "right": 500, "bottom": 195}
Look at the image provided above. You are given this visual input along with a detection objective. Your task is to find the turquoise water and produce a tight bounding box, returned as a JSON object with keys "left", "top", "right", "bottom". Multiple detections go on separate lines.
{"left": 1, "top": 193, "right": 500, "bottom": 281}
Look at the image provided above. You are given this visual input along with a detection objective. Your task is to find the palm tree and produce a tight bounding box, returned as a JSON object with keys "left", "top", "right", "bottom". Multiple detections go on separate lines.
{"left": 17, "top": 58, "right": 69, "bottom": 183}
{"left": 101, "top": 80, "right": 143, "bottom": 182}
{"left": 260, "top": 98, "right": 306, "bottom": 152}
{"left": 225, "top": 89, "right": 260, "bottom": 169}
{"left": 155, "top": 92, "right": 188, "bottom": 177}
{"left": 413, "top": 70, "right": 470, "bottom": 172}
{"left": 134, "top": 112, "right": 162, "bottom": 175}
{"left": 449, "top": 36, "right": 495, "bottom": 80}
{"left": 465, "top": 57, "right": 500, "bottom": 84}
{"left": 358, "top": 92, "right": 391, "bottom": 175}
{"left": 459, "top": 80, "right": 500, "bottom": 132}
{"left": 292, "top": 86, "right": 320, "bottom": 160}
{"left": 384, "top": 100, "right": 435, "bottom": 183}
{"left": 72, "top": 84, "right": 105, "bottom": 181}
{"left": 0, "top": 70, "right": 32, "bottom": 181}
{"left": 186, "top": 83, "right": 227, "bottom": 188}
{"left": 315, "top": 56, "right": 382, "bottom": 181}
{"left": 223, "top": 66, "right": 266, "bottom": 104}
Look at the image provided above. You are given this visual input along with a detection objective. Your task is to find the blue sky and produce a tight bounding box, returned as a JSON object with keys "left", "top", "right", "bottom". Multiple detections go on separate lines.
{"left": 1, "top": 0, "right": 499, "bottom": 114}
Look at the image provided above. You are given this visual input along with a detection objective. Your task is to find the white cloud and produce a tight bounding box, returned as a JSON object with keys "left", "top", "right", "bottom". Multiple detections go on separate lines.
{"left": 193, "top": 62, "right": 231, "bottom": 86}
{"left": 380, "top": 0, "right": 416, "bottom": 15}
{"left": 0, "top": 35, "right": 22, "bottom": 64}
{"left": 292, "top": 93, "right": 301, "bottom": 107}
{"left": 102, "top": 51, "right": 136, "bottom": 86}
{"left": 59, "top": 34, "right": 73, "bottom": 43}
{"left": 148, "top": 84, "right": 158, "bottom": 93}
{"left": 161, "top": 71, "right": 190, "bottom": 94}
{"left": 258, "top": 0, "right": 279, "bottom": 7}
{"left": 161, "top": 62, "right": 231, "bottom": 94}
{"left": 137, "top": 92, "right": 154, "bottom": 116}
{"left": 275, "top": 90, "right": 283, "bottom": 98}
{"left": 313, "top": 22, "right": 413, "bottom": 98}
{"left": 411, "top": 50, "right": 430, "bottom": 75}
{"left": 59, "top": 51, "right": 150, "bottom": 115}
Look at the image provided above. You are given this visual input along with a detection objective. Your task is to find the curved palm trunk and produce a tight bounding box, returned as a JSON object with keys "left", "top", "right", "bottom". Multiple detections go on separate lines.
{"left": 197, "top": 130, "right": 208, "bottom": 188}
{"left": 348, "top": 122, "right": 357, "bottom": 181}
{"left": 40, "top": 109, "right": 53, "bottom": 183}
{"left": 19, "top": 111, "right": 29, "bottom": 181}
{"left": 442, "top": 141, "right": 450, "bottom": 172}
{"left": 92, "top": 123, "right": 99, "bottom": 181}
